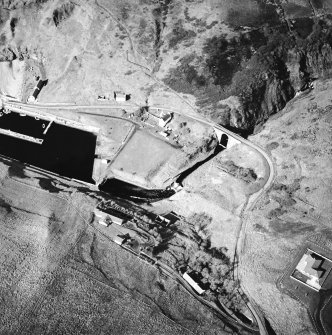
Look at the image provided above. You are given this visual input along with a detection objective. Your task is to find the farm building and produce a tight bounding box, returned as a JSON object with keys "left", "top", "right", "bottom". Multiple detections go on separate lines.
{"left": 147, "top": 110, "right": 173, "bottom": 128}
{"left": 94, "top": 208, "right": 107, "bottom": 220}
{"left": 114, "top": 91, "right": 129, "bottom": 102}
{"left": 159, "top": 111, "right": 173, "bottom": 127}
{"left": 155, "top": 215, "right": 171, "bottom": 226}
{"left": 114, "top": 235, "right": 125, "bottom": 245}
{"left": 108, "top": 214, "right": 124, "bottom": 225}
{"left": 98, "top": 220, "right": 109, "bottom": 227}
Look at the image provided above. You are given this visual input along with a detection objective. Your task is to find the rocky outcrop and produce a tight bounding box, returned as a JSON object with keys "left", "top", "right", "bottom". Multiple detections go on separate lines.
{"left": 0, "top": 46, "right": 16, "bottom": 62}
{"left": 164, "top": 17, "right": 332, "bottom": 134}
{"left": 52, "top": 2, "right": 75, "bottom": 27}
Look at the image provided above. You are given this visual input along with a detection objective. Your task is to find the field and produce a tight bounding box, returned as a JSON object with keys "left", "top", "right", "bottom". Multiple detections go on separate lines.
{"left": 19, "top": 226, "right": 238, "bottom": 335}
{"left": 0, "top": 174, "right": 88, "bottom": 334}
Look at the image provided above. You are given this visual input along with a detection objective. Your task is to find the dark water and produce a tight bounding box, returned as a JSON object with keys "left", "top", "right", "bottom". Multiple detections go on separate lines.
{"left": 0, "top": 122, "right": 96, "bottom": 183}
{"left": 0, "top": 112, "right": 50, "bottom": 137}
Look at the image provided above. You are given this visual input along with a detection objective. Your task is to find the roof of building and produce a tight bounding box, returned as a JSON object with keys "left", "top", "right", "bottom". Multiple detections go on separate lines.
{"left": 108, "top": 214, "right": 124, "bottom": 224}
{"left": 94, "top": 208, "right": 107, "bottom": 218}
{"left": 114, "top": 235, "right": 125, "bottom": 245}
{"left": 297, "top": 253, "right": 326, "bottom": 280}
{"left": 160, "top": 111, "right": 172, "bottom": 121}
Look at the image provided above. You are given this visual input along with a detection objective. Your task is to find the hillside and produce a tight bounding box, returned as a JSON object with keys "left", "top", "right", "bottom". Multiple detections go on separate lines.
{"left": 242, "top": 78, "right": 332, "bottom": 335}
{"left": 1, "top": 1, "right": 332, "bottom": 334}
{"left": 0, "top": 0, "right": 332, "bottom": 133}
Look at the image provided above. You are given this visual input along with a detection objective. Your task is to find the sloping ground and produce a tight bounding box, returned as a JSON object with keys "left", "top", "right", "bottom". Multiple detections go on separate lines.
{"left": 0, "top": 160, "right": 241, "bottom": 335}
{"left": 240, "top": 79, "right": 332, "bottom": 335}
{"left": 153, "top": 142, "right": 269, "bottom": 257}
{"left": 0, "top": 60, "right": 24, "bottom": 97}
{"left": 1, "top": 0, "right": 331, "bottom": 134}
{"left": 0, "top": 175, "right": 87, "bottom": 334}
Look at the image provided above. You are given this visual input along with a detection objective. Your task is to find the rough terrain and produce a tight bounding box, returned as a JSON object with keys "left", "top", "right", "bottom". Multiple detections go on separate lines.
{"left": 1, "top": 1, "right": 332, "bottom": 335}
{"left": 242, "top": 79, "right": 332, "bottom": 335}
{"left": 0, "top": 159, "right": 240, "bottom": 335}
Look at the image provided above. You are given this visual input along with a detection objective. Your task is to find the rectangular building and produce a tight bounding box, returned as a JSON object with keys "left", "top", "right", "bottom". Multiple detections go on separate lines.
{"left": 183, "top": 272, "right": 205, "bottom": 295}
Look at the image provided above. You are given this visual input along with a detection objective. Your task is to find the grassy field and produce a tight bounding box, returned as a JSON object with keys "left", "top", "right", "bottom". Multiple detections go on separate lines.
{"left": 0, "top": 160, "right": 240, "bottom": 334}
{"left": 0, "top": 175, "right": 88, "bottom": 334}
{"left": 12, "top": 224, "right": 238, "bottom": 335}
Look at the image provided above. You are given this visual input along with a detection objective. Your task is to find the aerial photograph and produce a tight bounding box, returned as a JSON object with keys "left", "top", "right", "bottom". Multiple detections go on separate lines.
{"left": 0, "top": 0, "right": 331, "bottom": 334}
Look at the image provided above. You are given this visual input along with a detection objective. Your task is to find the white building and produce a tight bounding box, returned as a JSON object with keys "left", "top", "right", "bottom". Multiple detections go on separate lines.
{"left": 114, "top": 91, "right": 127, "bottom": 102}
{"left": 99, "top": 220, "right": 109, "bottom": 227}
{"left": 108, "top": 214, "right": 124, "bottom": 225}
{"left": 183, "top": 272, "right": 205, "bottom": 295}
{"left": 159, "top": 111, "right": 173, "bottom": 127}
{"left": 114, "top": 235, "right": 125, "bottom": 245}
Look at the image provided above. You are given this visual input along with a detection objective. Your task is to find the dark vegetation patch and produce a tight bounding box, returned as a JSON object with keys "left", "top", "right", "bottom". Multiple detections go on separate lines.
{"left": 268, "top": 219, "right": 316, "bottom": 235}
{"left": 204, "top": 31, "right": 267, "bottom": 86}
{"left": 163, "top": 54, "right": 206, "bottom": 94}
{"left": 8, "top": 164, "right": 27, "bottom": 178}
{"left": 0, "top": 33, "right": 6, "bottom": 45}
{"left": 0, "top": 199, "right": 13, "bottom": 214}
{"left": 226, "top": 1, "right": 280, "bottom": 28}
{"left": 219, "top": 160, "right": 258, "bottom": 183}
{"left": 0, "top": 8, "right": 9, "bottom": 29}
{"left": 282, "top": 3, "right": 312, "bottom": 18}
{"left": 292, "top": 17, "right": 314, "bottom": 39}
{"left": 164, "top": 19, "right": 332, "bottom": 132}
{"left": 10, "top": 17, "right": 18, "bottom": 37}
{"left": 53, "top": 2, "right": 75, "bottom": 27}
{"left": 266, "top": 141, "right": 279, "bottom": 151}
{"left": 120, "top": 4, "right": 130, "bottom": 20}
{"left": 311, "top": 0, "right": 324, "bottom": 10}
{"left": 168, "top": 20, "right": 196, "bottom": 49}
{"left": 152, "top": 7, "right": 162, "bottom": 58}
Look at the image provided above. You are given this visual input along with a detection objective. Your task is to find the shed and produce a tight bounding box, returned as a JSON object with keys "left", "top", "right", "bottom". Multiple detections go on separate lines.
{"left": 159, "top": 111, "right": 173, "bottom": 127}
{"left": 114, "top": 91, "right": 127, "bottom": 102}
{"left": 114, "top": 235, "right": 125, "bottom": 245}
{"left": 99, "top": 220, "right": 109, "bottom": 227}
{"left": 94, "top": 208, "right": 107, "bottom": 220}
{"left": 155, "top": 215, "right": 171, "bottom": 226}
{"left": 108, "top": 214, "right": 124, "bottom": 225}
